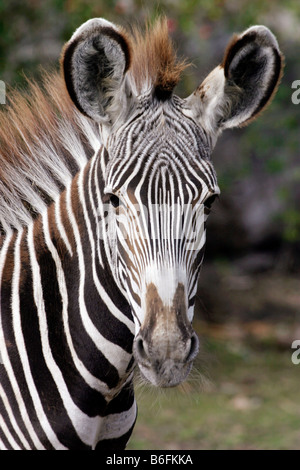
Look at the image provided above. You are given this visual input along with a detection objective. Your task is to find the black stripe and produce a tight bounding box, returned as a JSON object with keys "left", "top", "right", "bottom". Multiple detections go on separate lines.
{"left": 94, "top": 425, "right": 134, "bottom": 451}
{"left": 60, "top": 239, "right": 121, "bottom": 390}
{"left": 95, "top": 383, "right": 136, "bottom": 451}
{"left": 81, "top": 163, "right": 134, "bottom": 354}
{"left": 0, "top": 234, "right": 54, "bottom": 450}
{"left": 19, "top": 229, "right": 89, "bottom": 450}
{"left": 38, "top": 219, "right": 109, "bottom": 417}
{"left": 0, "top": 377, "right": 26, "bottom": 449}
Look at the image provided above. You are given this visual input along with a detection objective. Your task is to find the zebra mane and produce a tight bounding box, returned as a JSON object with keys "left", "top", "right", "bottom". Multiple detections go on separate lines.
{"left": 128, "top": 17, "right": 189, "bottom": 97}
{"left": 0, "top": 71, "right": 100, "bottom": 234}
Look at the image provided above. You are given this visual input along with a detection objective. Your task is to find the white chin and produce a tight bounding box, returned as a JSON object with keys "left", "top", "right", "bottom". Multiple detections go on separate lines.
{"left": 138, "top": 360, "right": 192, "bottom": 388}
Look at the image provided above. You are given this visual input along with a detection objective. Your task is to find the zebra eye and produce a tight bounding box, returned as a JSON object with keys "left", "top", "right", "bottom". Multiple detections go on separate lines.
{"left": 107, "top": 194, "right": 120, "bottom": 208}
{"left": 204, "top": 194, "right": 218, "bottom": 211}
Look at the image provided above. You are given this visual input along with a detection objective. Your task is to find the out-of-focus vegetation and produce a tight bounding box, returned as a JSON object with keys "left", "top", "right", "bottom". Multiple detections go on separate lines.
{"left": 0, "top": 0, "right": 299, "bottom": 450}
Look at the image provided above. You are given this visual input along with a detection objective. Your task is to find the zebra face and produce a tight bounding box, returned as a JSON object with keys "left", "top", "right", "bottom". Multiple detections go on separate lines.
{"left": 102, "top": 96, "right": 220, "bottom": 386}
{"left": 62, "top": 18, "right": 283, "bottom": 387}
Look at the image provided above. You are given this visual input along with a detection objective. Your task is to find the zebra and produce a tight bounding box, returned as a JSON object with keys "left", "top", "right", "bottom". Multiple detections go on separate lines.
{"left": 0, "top": 17, "right": 283, "bottom": 450}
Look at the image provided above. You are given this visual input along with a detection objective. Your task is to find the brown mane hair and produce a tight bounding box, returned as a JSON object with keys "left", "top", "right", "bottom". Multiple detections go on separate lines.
{"left": 128, "top": 17, "right": 189, "bottom": 97}
{"left": 0, "top": 72, "right": 99, "bottom": 232}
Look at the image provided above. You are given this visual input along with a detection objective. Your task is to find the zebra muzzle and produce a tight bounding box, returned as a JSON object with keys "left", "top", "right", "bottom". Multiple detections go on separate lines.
{"left": 133, "top": 283, "right": 199, "bottom": 387}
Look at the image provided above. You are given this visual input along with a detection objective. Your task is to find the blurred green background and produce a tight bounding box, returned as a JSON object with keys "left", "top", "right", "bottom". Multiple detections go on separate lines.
{"left": 0, "top": 0, "right": 299, "bottom": 450}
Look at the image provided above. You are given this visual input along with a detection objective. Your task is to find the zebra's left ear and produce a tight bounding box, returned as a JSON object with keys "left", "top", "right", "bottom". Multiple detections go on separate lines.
{"left": 61, "top": 18, "right": 133, "bottom": 125}
{"left": 185, "top": 25, "right": 283, "bottom": 133}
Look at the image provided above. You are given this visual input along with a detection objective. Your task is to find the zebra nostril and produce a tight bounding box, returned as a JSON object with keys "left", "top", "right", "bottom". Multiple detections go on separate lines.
{"left": 136, "top": 337, "right": 148, "bottom": 361}
{"left": 186, "top": 333, "right": 199, "bottom": 362}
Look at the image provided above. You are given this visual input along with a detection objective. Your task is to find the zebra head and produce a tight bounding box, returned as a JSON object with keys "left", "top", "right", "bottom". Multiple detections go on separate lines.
{"left": 62, "top": 18, "right": 283, "bottom": 387}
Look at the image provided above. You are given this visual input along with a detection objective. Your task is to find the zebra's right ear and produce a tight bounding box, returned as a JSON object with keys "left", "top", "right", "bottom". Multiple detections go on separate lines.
{"left": 61, "top": 18, "right": 132, "bottom": 125}
{"left": 185, "top": 25, "right": 283, "bottom": 134}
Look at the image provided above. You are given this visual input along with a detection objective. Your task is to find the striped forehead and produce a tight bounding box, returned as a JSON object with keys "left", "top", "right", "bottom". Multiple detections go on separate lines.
{"left": 105, "top": 98, "right": 217, "bottom": 197}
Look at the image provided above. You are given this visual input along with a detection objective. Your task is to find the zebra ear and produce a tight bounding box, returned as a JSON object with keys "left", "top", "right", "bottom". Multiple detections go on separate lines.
{"left": 186, "top": 25, "right": 283, "bottom": 133}
{"left": 61, "top": 18, "right": 132, "bottom": 125}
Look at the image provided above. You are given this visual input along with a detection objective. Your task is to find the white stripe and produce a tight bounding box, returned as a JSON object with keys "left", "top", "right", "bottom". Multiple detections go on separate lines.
{"left": 54, "top": 195, "right": 73, "bottom": 256}
{"left": 0, "top": 232, "right": 46, "bottom": 449}
{"left": 0, "top": 384, "right": 30, "bottom": 449}
{"left": 0, "top": 414, "right": 21, "bottom": 450}
{"left": 0, "top": 437, "right": 7, "bottom": 450}
{"left": 11, "top": 229, "right": 61, "bottom": 449}
{"left": 88, "top": 156, "right": 103, "bottom": 267}
{"left": 96, "top": 400, "right": 137, "bottom": 444}
{"left": 66, "top": 180, "right": 132, "bottom": 374}
{"left": 108, "top": 122, "right": 158, "bottom": 190}
{"left": 0, "top": 231, "right": 12, "bottom": 279}
{"left": 27, "top": 223, "right": 100, "bottom": 446}
{"left": 42, "top": 211, "right": 112, "bottom": 397}
{"left": 91, "top": 155, "right": 136, "bottom": 333}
